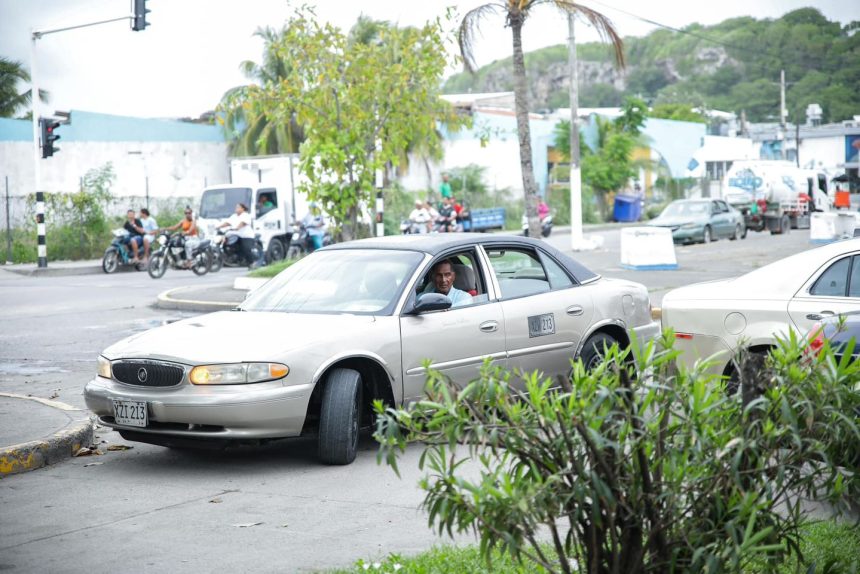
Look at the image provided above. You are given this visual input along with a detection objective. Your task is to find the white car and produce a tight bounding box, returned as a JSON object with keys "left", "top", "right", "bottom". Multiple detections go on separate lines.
{"left": 662, "top": 238, "right": 860, "bottom": 380}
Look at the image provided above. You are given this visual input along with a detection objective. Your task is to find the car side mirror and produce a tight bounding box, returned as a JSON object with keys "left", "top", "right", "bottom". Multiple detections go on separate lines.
{"left": 408, "top": 293, "right": 452, "bottom": 314}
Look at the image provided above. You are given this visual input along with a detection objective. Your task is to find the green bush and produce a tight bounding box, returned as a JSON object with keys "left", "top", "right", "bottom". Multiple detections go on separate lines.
{"left": 375, "top": 331, "right": 860, "bottom": 574}
{"left": 546, "top": 184, "right": 598, "bottom": 226}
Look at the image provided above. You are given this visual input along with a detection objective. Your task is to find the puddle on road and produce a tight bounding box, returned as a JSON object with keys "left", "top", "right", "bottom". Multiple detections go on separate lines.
{"left": 0, "top": 361, "right": 69, "bottom": 375}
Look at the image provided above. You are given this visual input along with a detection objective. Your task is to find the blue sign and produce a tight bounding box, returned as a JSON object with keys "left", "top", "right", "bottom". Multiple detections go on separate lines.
{"left": 728, "top": 168, "right": 763, "bottom": 191}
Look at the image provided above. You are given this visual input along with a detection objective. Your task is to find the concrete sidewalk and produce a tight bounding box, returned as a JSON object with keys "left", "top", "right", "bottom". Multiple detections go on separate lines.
{"left": 0, "top": 393, "right": 93, "bottom": 477}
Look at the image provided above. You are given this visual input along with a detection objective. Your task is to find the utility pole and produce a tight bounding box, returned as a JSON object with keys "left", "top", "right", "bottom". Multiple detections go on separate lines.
{"left": 568, "top": 14, "right": 589, "bottom": 251}
{"left": 779, "top": 69, "right": 787, "bottom": 161}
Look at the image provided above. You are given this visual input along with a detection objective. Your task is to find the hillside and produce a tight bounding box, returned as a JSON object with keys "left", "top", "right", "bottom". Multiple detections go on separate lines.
{"left": 443, "top": 8, "right": 860, "bottom": 123}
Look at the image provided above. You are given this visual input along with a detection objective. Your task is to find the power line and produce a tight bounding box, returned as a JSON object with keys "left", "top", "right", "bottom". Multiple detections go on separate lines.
{"left": 581, "top": 0, "right": 748, "bottom": 53}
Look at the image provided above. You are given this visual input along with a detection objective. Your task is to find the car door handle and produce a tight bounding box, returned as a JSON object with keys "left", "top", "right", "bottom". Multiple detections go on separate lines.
{"left": 806, "top": 310, "right": 835, "bottom": 321}
{"left": 566, "top": 305, "right": 584, "bottom": 316}
{"left": 479, "top": 320, "right": 499, "bottom": 333}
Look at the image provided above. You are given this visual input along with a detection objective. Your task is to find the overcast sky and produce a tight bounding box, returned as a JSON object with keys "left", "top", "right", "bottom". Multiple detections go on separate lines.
{"left": 1, "top": 0, "right": 857, "bottom": 119}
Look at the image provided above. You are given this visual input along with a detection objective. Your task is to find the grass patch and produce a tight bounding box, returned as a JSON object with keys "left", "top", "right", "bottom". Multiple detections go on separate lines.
{"left": 332, "top": 521, "right": 860, "bottom": 573}
{"left": 247, "top": 258, "right": 296, "bottom": 278}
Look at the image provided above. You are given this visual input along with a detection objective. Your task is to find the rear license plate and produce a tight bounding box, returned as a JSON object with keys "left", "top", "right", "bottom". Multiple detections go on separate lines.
{"left": 112, "top": 400, "right": 148, "bottom": 427}
{"left": 528, "top": 313, "right": 555, "bottom": 338}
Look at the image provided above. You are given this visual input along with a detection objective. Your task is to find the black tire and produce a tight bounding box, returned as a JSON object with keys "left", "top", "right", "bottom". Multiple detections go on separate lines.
{"left": 541, "top": 225, "right": 552, "bottom": 238}
{"left": 730, "top": 224, "right": 741, "bottom": 241}
{"left": 208, "top": 247, "right": 223, "bottom": 273}
{"left": 265, "top": 238, "right": 285, "bottom": 264}
{"left": 318, "top": 368, "right": 362, "bottom": 465}
{"left": 286, "top": 245, "right": 302, "bottom": 260}
{"left": 191, "top": 252, "right": 209, "bottom": 276}
{"left": 702, "top": 225, "right": 712, "bottom": 244}
{"left": 579, "top": 332, "right": 619, "bottom": 372}
{"left": 102, "top": 250, "right": 119, "bottom": 274}
{"left": 782, "top": 215, "right": 790, "bottom": 234}
{"left": 741, "top": 225, "right": 748, "bottom": 239}
{"left": 148, "top": 253, "right": 167, "bottom": 279}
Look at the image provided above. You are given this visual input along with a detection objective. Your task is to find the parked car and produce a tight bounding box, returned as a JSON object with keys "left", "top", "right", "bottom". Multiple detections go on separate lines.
{"left": 806, "top": 312, "right": 860, "bottom": 363}
{"left": 648, "top": 199, "right": 746, "bottom": 244}
{"left": 85, "top": 234, "right": 659, "bottom": 465}
{"left": 662, "top": 238, "right": 860, "bottom": 381}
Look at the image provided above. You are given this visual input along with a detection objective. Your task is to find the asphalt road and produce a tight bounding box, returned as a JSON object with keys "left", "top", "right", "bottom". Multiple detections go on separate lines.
{"left": 0, "top": 227, "right": 821, "bottom": 573}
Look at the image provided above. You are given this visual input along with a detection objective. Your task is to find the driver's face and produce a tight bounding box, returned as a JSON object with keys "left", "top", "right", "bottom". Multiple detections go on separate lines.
{"left": 433, "top": 263, "right": 455, "bottom": 295}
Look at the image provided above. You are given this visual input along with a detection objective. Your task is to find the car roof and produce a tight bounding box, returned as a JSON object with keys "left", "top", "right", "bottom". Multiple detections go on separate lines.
{"left": 323, "top": 233, "right": 600, "bottom": 283}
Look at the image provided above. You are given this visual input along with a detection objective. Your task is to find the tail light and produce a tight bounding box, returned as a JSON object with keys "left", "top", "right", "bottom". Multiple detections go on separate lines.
{"left": 675, "top": 332, "right": 693, "bottom": 340}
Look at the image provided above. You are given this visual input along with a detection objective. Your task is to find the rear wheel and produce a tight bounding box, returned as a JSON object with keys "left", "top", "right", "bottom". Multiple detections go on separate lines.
{"left": 730, "top": 224, "right": 741, "bottom": 241}
{"left": 265, "top": 238, "right": 285, "bottom": 264}
{"left": 579, "top": 332, "right": 619, "bottom": 372}
{"left": 318, "top": 368, "right": 362, "bottom": 465}
{"left": 102, "top": 250, "right": 119, "bottom": 274}
{"left": 191, "top": 252, "right": 209, "bottom": 276}
{"left": 702, "top": 225, "right": 712, "bottom": 244}
{"left": 208, "top": 247, "right": 223, "bottom": 273}
{"left": 148, "top": 253, "right": 167, "bottom": 279}
{"left": 286, "top": 244, "right": 302, "bottom": 260}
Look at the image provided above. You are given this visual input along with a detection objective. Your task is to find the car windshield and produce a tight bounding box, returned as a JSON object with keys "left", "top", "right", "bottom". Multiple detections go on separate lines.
{"left": 661, "top": 202, "right": 709, "bottom": 217}
{"left": 200, "top": 188, "right": 252, "bottom": 219}
{"left": 241, "top": 249, "right": 423, "bottom": 315}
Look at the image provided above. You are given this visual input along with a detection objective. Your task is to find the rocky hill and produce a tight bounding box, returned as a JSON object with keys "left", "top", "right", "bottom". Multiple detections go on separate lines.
{"left": 443, "top": 8, "right": 860, "bottom": 123}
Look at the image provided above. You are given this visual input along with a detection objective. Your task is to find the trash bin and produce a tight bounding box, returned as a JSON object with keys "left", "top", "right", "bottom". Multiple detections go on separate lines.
{"left": 613, "top": 194, "right": 642, "bottom": 222}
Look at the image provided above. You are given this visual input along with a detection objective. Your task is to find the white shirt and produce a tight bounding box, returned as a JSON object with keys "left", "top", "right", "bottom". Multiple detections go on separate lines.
{"left": 409, "top": 207, "right": 431, "bottom": 223}
{"left": 227, "top": 212, "right": 254, "bottom": 239}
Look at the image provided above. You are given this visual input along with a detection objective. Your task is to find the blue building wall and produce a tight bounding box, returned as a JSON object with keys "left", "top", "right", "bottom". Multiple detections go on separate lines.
{"left": 0, "top": 110, "right": 224, "bottom": 143}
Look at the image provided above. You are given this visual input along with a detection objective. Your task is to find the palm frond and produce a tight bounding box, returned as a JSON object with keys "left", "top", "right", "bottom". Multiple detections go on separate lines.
{"left": 458, "top": 3, "right": 503, "bottom": 73}
{"left": 549, "top": 0, "right": 625, "bottom": 67}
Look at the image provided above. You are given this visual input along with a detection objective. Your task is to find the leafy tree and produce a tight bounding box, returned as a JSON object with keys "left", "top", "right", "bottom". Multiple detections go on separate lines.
{"left": 0, "top": 57, "right": 48, "bottom": 118}
{"left": 457, "top": 1, "right": 624, "bottom": 239}
{"left": 650, "top": 103, "right": 707, "bottom": 123}
{"left": 242, "top": 7, "right": 463, "bottom": 240}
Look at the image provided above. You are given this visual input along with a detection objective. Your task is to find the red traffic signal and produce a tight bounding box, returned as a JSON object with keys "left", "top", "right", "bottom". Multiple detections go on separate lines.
{"left": 39, "top": 118, "right": 61, "bottom": 159}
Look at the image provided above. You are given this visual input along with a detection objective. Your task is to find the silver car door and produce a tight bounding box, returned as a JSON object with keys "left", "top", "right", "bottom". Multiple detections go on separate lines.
{"left": 481, "top": 245, "right": 594, "bottom": 392}
{"left": 399, "top": 251, "right": 506, "bottom": 404}
{"left": 787, "top": 254, "right": 860, "bottom": 334}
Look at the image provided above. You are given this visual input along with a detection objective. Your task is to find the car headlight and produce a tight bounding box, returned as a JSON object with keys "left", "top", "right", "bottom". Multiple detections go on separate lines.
{"left": 97, "top": 355, "right": 112, "bottom": 379}
{"left": 680, "top": 223, "right": 699, "bottom": 229}
{"left": 189, "top": 363, "right": 289, "bottom": 385}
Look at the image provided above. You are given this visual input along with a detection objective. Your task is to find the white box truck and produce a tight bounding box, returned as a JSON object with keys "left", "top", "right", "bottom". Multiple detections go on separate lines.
{"left": 197, "top": 154, "right": 310, "bottom": 262}
{"left": 721, "top": 160, "right": 831, "bottom": 235}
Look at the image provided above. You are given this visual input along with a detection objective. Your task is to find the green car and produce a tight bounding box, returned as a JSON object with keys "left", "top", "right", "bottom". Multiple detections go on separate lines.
{"left": 648, "top": 199, "right": 746, "bottom": 244}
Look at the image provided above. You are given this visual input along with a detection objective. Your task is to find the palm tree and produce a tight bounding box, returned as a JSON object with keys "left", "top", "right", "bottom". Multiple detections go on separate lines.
{"left": 219, "top": 27, "right": 303, "bottom": 156}
{"left": 0, "top": 57, "right": 48, "bottom": 118}
{"left": 458, "top": 1, "right": 624, "bottom": 238}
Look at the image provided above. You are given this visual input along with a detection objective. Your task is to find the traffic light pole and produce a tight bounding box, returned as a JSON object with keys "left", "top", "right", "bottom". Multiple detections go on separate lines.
{"left": 29, "top": 7, "right": 145, "bottom": 267}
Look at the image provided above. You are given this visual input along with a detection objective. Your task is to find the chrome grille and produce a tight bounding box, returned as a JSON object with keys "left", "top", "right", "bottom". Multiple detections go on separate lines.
{"left": 112, "top": 361, "right": 184, "bottom": 387}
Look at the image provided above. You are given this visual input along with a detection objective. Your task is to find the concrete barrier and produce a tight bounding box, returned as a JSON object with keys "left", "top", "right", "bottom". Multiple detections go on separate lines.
{"left": 620, "top": 227, "right": 678, "bottom": 270}
{"left": 810, "top": 212, "right": 838, "bottom": 244}
{"left": 835, "top": 212, "right": 857, "bottom": 240}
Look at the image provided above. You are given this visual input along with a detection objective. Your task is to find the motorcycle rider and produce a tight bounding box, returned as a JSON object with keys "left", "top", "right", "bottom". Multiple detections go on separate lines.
{"left": 218, "top": 203, "right": 257, "bottom": 267}
{"left": 137, "top": 207, "right": 158, "bottom": 263}
{"left": 407, "top": 200, "right": 431, "bottom": 234}
{"left": 163, "top": 207, "right": 199, "bottom": 268}
{"left": 122, "top": 209, "right": 145, "bottom": 263}
{"left": 435, "top": 197, "right": 457, "bottom": 233}
{"left": 301, "top": 202, "right": 326, "bottom": 252}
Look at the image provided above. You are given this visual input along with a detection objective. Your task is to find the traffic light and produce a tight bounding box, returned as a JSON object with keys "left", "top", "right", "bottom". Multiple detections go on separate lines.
{"left": 39, "top": 118, "right": 61, "bottom": 159}
{"left": 131, "top": 0, "right": 150, "bottom": 31}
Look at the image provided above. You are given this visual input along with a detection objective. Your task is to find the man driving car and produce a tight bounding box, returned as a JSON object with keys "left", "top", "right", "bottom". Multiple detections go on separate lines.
{"left": 424, "top": 259, "right": 472, "bottom": 308}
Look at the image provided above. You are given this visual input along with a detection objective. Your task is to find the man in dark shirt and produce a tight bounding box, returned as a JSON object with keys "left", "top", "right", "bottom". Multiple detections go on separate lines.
{"left": 122, "top": 209, "right": 145, "bottom": 262}
{"left": 436, "top": 197, "right": 457, "bottom": 232}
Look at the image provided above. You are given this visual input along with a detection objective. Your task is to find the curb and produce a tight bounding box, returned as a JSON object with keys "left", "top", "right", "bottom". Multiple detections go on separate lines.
{"left": 0, "top": 394, "right": 94, "bottom": 477}
{"left": 233, "top": 276, "right": 269, "bottom": 291}
{"left": 1, "top": 264, "right": 103, "bottom": 277}
{"left": 155, "top": 285, "right": 239, "bottom": 313}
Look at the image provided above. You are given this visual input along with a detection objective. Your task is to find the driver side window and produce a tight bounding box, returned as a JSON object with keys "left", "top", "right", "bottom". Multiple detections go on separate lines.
{"left": 415, "top": 251, "right": 488, "bottom": 308}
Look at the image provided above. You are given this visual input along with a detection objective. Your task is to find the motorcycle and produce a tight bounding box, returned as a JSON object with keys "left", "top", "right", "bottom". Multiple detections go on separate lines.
{"left": 400, "top": 219, "right": 429, "bottom": 234}
{"left": 286, "top": 222, "right": 333, "bottom": 259}
{"left": 521, "top": 214, "right": 553, "bottom": 238}
{"left": 102, "top": 229, "right": 144, "bottom": 273}
{"left": 147, "top": 232, "right": 211, "bottom": 279}
{"left": 213, "top": 229, "right": 264, "bottom": 268}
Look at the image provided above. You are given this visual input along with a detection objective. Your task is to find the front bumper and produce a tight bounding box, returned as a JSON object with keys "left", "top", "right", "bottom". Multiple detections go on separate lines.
{"left": 670, "top": 227, "right": 703, "bottom": 243}
{"left": 84, "top": 376, "right": 314, "bottom": 441}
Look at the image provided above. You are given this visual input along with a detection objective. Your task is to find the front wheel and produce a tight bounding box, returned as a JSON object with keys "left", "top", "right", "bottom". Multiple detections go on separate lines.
{"left": 148, "top": 253, "right": 167, "bottom": 279}
{"left": 286, "top": 244, "right": 302, "bottom": 260}
{"left": 191, "top": 252, "right": 209, "bottom": 276}
{"left": 265, "top": 238, "right": 285, "bottom": 264}
{"left": 318, "top": 368, "right": 363, "bottom": 465}
{"left": 102, "top": 250, "right": 119, "bottom": 274}
{"left": 730, "top": 223, "right": 741, "bottom": 241}
{"left": 702, "top": 225, "right": 712, "bottom": 244}
{"left": 579, "top": 332, "right": 619, "bottom": 373}
{"left": 208, "top": 247, "right": 223, "bottom": 273}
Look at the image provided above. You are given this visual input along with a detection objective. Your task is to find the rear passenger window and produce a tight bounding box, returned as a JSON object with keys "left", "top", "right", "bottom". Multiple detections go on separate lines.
{"left": 485, "top": 248, "right": 550, "bottom": 299}
{"left": 849, "top": 257, "right": 860, "bottom": 297}
{"left": 812, "top": 257, "right": 851, "bottom": 297}
{"left": 541, "top": 255, "right": 574, "bottom": 289}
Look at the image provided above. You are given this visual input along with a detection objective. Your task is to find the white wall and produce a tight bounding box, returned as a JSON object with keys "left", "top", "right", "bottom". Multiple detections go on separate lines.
{"left": 799, "top": 136, "right": 844, "bottom": 172}
{"left": 0, "top": 140, "right": 229, "bottom": 200}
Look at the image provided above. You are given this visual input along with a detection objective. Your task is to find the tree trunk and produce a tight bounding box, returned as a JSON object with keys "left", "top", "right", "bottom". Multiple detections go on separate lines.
{"left": 509, "top": 12, "right": 541, "bottom": 239}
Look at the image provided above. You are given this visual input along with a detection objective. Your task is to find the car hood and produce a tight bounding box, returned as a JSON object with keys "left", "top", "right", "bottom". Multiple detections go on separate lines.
{"left": 647, "top": 216, "right": 705, "bottom": 227}
{"left": 102, "top": 311, "right": 380, "bottom": 364}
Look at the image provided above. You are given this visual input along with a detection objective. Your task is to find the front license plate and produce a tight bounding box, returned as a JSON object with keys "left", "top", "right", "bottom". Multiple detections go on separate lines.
{"left": 112, "top": 400, "right": 148, "bottom": 427}
{"left": 528, "top": 313, "right": 555, "bottom": 338}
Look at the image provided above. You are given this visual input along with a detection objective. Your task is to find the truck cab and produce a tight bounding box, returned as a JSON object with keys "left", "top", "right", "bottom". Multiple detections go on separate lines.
{"left": 197, "top": 184, "right": 292, "bottom": 262}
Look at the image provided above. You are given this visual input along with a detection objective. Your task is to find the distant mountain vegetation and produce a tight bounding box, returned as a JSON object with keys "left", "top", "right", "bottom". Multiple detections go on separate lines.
{"left": 443, "top": 8, "right": 860, "bottom": 123}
